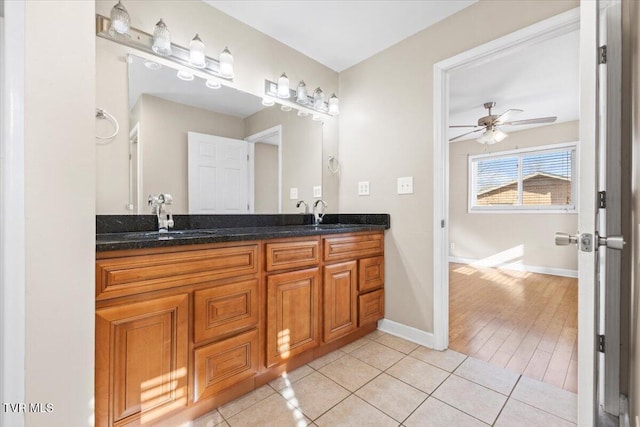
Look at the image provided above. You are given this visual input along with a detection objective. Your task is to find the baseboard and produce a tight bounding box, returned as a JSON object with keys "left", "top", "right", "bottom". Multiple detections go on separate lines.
{"left": 377, "top": 318, "right": 435, "bottom": 349}
{"left": 620, "top": 394, "right": 630, "bottom": 427}
{"left": 449, "top": 256, "right": 578, "bottom": 278}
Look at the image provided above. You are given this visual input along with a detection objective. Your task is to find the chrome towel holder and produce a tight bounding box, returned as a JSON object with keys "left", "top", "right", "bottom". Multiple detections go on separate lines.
{"left": 96, "top": 108, "right": 119, "bottom": 140}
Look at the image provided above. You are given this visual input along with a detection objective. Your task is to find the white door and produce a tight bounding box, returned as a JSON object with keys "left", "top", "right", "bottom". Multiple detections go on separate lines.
{"left": 556, "top": 1, "right": 623, "bottom": 423}
{"left": 187, "top": 131, "right": 249, "bottom": 214}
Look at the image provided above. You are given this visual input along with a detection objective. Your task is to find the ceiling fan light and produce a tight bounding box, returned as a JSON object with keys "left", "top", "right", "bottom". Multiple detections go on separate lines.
{"left": 494, "top": 129, "right": 508, "bottom": 143}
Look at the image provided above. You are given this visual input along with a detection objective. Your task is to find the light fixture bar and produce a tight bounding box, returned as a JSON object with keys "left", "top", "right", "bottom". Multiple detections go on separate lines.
{"left": 96, "top": 14, "right": 232, "bottom": 81}
{"left": 263, "top": 80, "right": 334, "bottom": 117}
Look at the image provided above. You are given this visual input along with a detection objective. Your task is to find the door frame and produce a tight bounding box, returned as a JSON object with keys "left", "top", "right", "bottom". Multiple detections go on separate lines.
{"left": 431, "top": 5, "right": 597, "bottom": 422}
{"left": 245, "top": 125, "right": 283, "bottom": 213}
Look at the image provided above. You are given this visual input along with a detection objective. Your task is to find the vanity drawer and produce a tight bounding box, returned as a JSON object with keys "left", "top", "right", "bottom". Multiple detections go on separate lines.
{"left": 193, "top": 328, "right": 259, "bottom": 403}
{"left": 265, "top": 239, "right": 320, "bottom": 272}
{"left": 359, "top": 289, "right": 384, "bottom": 326}
{"left": 323, "top": 232, "right": 384, "bottom": 263}
{"left": 194, "top": 279, "right": 259, "bottom": 344}
{"left": 96, "top": 244, "right": 259, "bottom": 300}
{"left": 359, "top": 256, "right": 384, "bottom": 293}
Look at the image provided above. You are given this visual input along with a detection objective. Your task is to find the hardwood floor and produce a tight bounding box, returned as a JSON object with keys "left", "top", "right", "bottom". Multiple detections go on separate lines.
{"left": 448, "top": 263, "right": 578, "bottom": 392}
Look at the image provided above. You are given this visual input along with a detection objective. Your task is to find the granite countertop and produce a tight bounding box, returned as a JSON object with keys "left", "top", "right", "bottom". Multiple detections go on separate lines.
{"left": 96, "top": 214, "right": 390, "bottom": 252}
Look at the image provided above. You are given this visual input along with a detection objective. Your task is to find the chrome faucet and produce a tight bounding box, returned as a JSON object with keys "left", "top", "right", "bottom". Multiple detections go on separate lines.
{"left": 312, "top": 199, "right": 327, "bottom": 226}
{"left": 148, "top": 193, "right": 174, "bottom": 232}
{"left": 296, "top": 200, "right": 309, "bottom": 214}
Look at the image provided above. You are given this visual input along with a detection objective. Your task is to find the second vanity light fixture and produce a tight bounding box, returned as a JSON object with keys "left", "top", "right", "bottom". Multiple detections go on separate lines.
{"left": 265, "top": 73, "right": 340, "bottom": 118}
{"left": 100, "top": 1, "right": 234, "bottom": 85}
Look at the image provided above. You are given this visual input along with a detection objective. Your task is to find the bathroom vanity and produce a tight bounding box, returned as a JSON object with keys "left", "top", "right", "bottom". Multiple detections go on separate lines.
{"left": 94, "top": 215, "right": 388, "bottom": 426}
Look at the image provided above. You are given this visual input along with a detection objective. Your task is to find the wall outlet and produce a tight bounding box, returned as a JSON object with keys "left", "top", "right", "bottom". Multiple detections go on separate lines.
{"left": 313, "top": 185, "right": 322, "bottom": 198}
{"left": 289, "top": 187, "right": 298, "bottom": 200}
{"left": 450, "top": 242, "right": 456, "bottom": 250}
{"left": 358, "top": 181, "right": 370, "bottom": 196}
{"left": 397, "top": 176, "right": 414, "bottom": 194}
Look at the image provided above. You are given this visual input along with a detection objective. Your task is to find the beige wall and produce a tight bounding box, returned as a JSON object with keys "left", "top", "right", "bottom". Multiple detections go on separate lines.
{"left": 24, "top": 1, "right": 95, "bottom": 425}
{"left": 254, "top": 143, "right": 279, "bottom": 213}
{"left": 95, "top": 0, "right": 339, "bottom": 214}
{"left": 449, "top": 122, "right": 579, "bottom": 271}
{"left": 245, "top": 107, "right": 323, "bottom": 213}
{"left": 138, "top": 94, "right": 245, "bottom": 214}
{"left": 338, "top": 0, "right": 579, "bottom": 332}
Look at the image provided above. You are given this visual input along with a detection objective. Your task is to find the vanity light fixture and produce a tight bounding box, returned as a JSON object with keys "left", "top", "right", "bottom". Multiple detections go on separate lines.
{"left": 219, "top": 47, "right": 234, "bottom": 79}
{"left": 328, "top": 94, "right": 340, "bottom": 115}
{"left": 297, "top": 110, "right": 309, "bottom": 117}
{"left": 205, "top": 79, "right": 221, "bottom": 89}
{"left": 176, "top": 69, "right": 194, "bottom": 81}
{"left": 312, "top": 114, "right": 323, "bottom": 121}
{"left": 313, "top": 87, "right": 325, "bottom": 110}
{"left": 189, "top": 34, "right": 206, "bottom": 68}
{"left": 476, "top": 127, "right": 508, "bottom": 144}
{"left": 277, "top": 73, "right": 290, "bottom": 98}
{"left": 281, "top": 105, "right": 292, "bottom": 112}
{"left": 296, "top": 81, "right": 308, "bottom": 104}
{"left": 262, "top": 97, "right": 275, "bottom": 106}
{"left": 151, "top": 19, "right": 172, "bottom": 56}
{"left": 109, "top": 1, "right": 131, "bottom": 37}
{"left": 143, "top": 59, "right": 162, "bottom": 70}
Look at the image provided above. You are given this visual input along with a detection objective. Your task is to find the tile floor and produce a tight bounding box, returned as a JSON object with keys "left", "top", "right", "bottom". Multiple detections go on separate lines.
{"left": 190, "top": 330, "right": 577, "bottom": 427}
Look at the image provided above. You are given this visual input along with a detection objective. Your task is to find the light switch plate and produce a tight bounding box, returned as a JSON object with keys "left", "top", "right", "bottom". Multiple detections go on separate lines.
{"left": 289, "top": 187, "right": 298, "bottom": 200}
{"left": 397, "top": 176, "right": 414, "bottom": 194}
{"left": 358, "top": 181, "right": 370, "bottom": 196}
{"left": 313, "top": 186, "right": 322, "bottom": 198}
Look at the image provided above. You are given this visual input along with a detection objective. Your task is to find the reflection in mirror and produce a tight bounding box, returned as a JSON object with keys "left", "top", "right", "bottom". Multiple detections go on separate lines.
{"left": 95, "top": 44, "right": 323, "bottom": 215}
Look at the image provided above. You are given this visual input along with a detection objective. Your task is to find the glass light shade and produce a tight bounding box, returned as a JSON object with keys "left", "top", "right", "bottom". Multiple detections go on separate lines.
{"left": 219, "top": 47, "right": 234, "bottom": 78}
{"left": 328, "top": 94, "right": 340, "bottom": 115}
{"left": 296, "top": 81, "right": 308, "bottom": 104}
{"left": 205, "top": 79, "right": 221, "bottom": 89}
{"left": 312, "top": 114, "right": 323, "bottom": 121}
{"left": 281, "top": 105, "right": 292, "bottom": 112}
{"left": 476, "top": 128, "right": 508, "bottom": 144}
{"left": 277, "top": 73, "right": 290, "bottom": 98}
{"left": 313, "top": 87, "right": 325, "bottom": 110}
{"left": 109, "top": 1, "right": 130, "bottom": 37}
{"left": 143, "top": 60, "right": 161, "bottom": 70}
{"left": 262, "top": 97, "right": 275, "bottom": 107}
{"left": 176, "top": 70, "right": 194, "bottom": 81}
{"left": 189, "top": 34, "right": 206, "bottom": 68}
{"left": 493, "top": 129, "right": 508, "bottom": 143}
{"left": 152, "top": 19, "right": 172, "bottom": 56}
{"left": 297, "top": 110, "right": 309, "bottom": 117}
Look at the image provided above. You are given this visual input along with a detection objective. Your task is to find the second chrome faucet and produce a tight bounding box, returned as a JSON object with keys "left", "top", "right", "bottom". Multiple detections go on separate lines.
{"left": 313, "top": 199, "right": 327, "bottom": 226}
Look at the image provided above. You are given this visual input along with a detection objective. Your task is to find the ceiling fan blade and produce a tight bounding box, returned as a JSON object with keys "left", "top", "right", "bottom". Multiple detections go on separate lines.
{"left": 495, "top": 109, "right": 524, "bottom": 124}
{"left": 449, "top": 128, "right": 484, "bottom": 142}
{"left": 449, "top": 125, "right": 483, "bottom": 128}
{"left": 501, "top": 116, "right": 557, "bottom": 126}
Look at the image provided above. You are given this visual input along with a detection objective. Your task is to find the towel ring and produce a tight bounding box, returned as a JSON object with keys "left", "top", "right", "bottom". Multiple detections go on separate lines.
{"left": 96, "top": 108, "right": 119, "bottom": 141}
{"left": 328, "top": 156, "right": 340, "bottom": 174}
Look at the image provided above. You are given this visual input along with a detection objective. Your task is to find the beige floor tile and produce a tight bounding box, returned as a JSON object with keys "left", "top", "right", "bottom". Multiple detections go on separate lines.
{"left": 511, "top": 376, "right": 577, "bottom": 423}
{"left": 226, "top": 393, "right": 310, "bottom": 427}
{"left": 350, "top": 341, "right": 405, "bottom": 370}
{"left": 495, "top": 399, "right": 576, "bottom": 427}
{"left": 366, "top": 329, "right": 386, "bottom": 340}
{"left": 375, "top": 333, "right": 419, "bottom": 354}
{"left": 318, "top": 354, "right": 381, "bottom": 392}
{"left": 307, "top": 349, "right": 345, "bottom": 370}
{"left": 432, "top": 375, "right": 507, "bottom": 425}
{"left": 386, "top": 356, "right": 449, "bottom": 394}
{"left": 404, "top": 397, "right": 488, "bottom": 427}
{"left": 192, "top": 409, "right": 226, "bottom": 427}
{"left": 355, "top": 373, "right": 427, "bottom": 422}
{"left": 269, "top": 365, "right": 315, "bottom": 391}
{"left": 281, "top": 372, "right": 350, "bottom": 420}
{"left": 409, "top": 346, "right": 467, "bottom": 372}
{"left": 218, "top": 384, "right": 275, "bottom": 419}
{"left": 454, "top": 357, "right": 520, "bottom": 395}
{"left": 314, "top": 395, "right": 398, "bottom": 427}
{"left": 340, "top": 337, "right": 372, "bottom": 353}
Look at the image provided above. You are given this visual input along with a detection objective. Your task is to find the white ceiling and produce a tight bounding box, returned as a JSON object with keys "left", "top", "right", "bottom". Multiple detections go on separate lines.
{"left": 449, "top": 30, "right": 580, "bottom": 142}
{"left": 204, "top": 0, "right": 478, "bottom": 72}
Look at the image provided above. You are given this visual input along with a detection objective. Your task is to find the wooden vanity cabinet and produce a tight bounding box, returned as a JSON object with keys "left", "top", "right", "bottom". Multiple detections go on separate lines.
{"left": 95, "top": 231, "right": 385, "bottom": 426}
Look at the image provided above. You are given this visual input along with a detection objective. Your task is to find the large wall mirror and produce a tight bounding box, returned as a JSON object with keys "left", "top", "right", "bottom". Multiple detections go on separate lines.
{"left": 96, "top": 39, "right": 323, "bottom": 215}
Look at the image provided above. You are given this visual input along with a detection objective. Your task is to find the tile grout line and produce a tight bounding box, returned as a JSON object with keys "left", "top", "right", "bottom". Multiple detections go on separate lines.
{"left": 491, "top": 373, "right": 523, "bottom": 426}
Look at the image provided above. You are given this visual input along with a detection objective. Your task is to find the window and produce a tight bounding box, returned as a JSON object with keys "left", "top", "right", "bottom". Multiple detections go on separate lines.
{"left": 468, "top": 142, "right": 577, "bottom": 213}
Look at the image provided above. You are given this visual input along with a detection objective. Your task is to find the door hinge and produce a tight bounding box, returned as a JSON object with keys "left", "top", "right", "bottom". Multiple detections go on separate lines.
{"left": 247, "top": 154, "right": 250, "bottom": 161}
{"left": 599, "top": 191, "right": 606, "bottom": 208}
{"left": 441, "top": 219, "right": 445, "bottom": 228}
{"left": 598, "top": 335, "right": 605, "bottom": 353}
{"left": 599, "top": 45, "right": 607, "bottom": 64}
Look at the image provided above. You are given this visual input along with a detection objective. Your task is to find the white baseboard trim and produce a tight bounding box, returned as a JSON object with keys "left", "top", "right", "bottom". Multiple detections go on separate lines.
{"left": 377, "top": 319, "right": 435, "bottom": 349}
{"left": 620, "top": 394, "right": 630, "bottom": 427}
{"left": 449, "top": 256, "right": 578, "bottom": 278}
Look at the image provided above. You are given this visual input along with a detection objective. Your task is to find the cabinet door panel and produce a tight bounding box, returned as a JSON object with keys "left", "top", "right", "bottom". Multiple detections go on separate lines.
{"left": 359, "top": 289, "right": 385, "bottom": 326}
{"left": 324, "top": 261, "right": 358, "bottom": 343}
{"left": 267, "top": 268, "right": 320, "bottom": 367}
{"left": 96, "top": 294, "right": 188, "bottom": 426}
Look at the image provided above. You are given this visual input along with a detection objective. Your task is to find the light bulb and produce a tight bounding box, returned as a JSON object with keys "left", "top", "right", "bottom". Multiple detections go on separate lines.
{"left": 296, "top": 81, "right": 308, "bottom": 104}
{"left": 205, "top": 79, "right": 221, "bottom": 89}
{"left": 262, "top": 97, "right": 275, "bottom": 107}
{"left": 297, "top": 110, "right": 309, "bottom": 117}
{"left": 109, "top": 1, "right": 130, "bottom": 37}
{"left": 152, "top": 19, "right": 172, "bottom": 56}
{"left": 277, "top": 73, "right": 290, "bottom": 98}
{"left": 143, "top": 60, "right": 161, "bottom": 70}
{"left": 494, "top": 129, "right": 508, "bottom": 143}
{"left": 177, "top": 70, "right": 194, "bottom": 81}
{"left": 281, "top": 105, "right": 292, "bottom": 112}
{"left": 312, "top": 114, "right": 323, "bottom": 121}
{"left": 328, "top": 94, "right": 339, "bottom": 115}
{"left": 313, "top": 87, "right": 325, "bottom": 110}
{"left": 219, "top": 47, "right": 234, "bottom": 78}
{"left": 189, "top": 34, "right": 206, "bottom": 68}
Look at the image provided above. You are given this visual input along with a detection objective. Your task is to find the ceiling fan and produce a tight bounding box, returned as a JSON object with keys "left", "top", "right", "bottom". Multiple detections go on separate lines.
{"left": 449, "top": 102, "right": 557, "bottom": 144}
